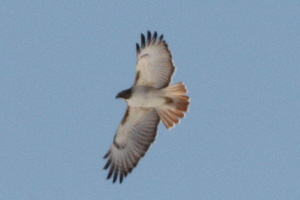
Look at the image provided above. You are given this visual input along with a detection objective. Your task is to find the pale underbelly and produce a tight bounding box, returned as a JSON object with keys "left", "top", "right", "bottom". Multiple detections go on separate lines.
{"left": 127, "top": 91, "right": 165, "bottom": 108}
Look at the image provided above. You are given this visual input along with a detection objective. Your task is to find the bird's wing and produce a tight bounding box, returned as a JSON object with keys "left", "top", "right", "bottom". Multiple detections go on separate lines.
{"left": 134, "top": 31, "right": 175, "bottom": 89}
{"left": 104, "top": 107, "right": 160, "bottom": 183}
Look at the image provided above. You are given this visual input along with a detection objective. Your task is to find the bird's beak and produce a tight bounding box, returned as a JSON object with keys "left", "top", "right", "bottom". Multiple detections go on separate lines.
{"left": 116, "top": 92, "right": 121, "bottom": 99}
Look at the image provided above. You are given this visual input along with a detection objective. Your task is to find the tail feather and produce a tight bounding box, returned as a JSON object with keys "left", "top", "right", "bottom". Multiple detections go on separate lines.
{"left": 169, "top": 109, "right": 184, "bottom": 118}
{"left": 166, "top": 82, "right": 188, "bottom": 95}
{"left": 157, "top": 109, "right": 175, "bottom": 129}
{"left": 165, "top": 110, "right": 179, "bottom": 124}
{"left": 175, "top": 95, "right": 190, "bottom": 101}
{"left": 156, "top": 82, "right": 190, "bottom": 129}
{"left": 174, "top": 99, "right": 189, "bottom": 112}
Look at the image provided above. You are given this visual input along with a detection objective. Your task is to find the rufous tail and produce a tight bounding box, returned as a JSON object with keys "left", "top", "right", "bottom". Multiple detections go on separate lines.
{"left": 156, "top": 82, "right": 190, "bottom": 129}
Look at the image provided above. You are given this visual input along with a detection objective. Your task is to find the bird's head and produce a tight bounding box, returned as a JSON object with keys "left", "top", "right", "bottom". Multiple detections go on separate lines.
{"left": 116, "top": 88, "right": 132, "bottom": 99}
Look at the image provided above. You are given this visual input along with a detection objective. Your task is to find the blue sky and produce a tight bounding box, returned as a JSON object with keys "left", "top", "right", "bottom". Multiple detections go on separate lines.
{"left": 1, "top": 1, "right": 299, "bottom": 199}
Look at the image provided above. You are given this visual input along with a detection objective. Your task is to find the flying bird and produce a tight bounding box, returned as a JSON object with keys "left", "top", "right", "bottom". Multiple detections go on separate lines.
{"left": 104, "top": 31, "right": 190, "bottom": 183}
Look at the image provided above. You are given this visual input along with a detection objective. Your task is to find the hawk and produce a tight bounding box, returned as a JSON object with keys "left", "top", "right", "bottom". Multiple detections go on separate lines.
{"left": 104, "top": 31, "right": 190, "bottom": 183}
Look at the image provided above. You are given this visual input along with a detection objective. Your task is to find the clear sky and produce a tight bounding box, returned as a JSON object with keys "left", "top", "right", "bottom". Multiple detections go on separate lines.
{"left": 1, "top": 1, "right": 299, "bottom": 200}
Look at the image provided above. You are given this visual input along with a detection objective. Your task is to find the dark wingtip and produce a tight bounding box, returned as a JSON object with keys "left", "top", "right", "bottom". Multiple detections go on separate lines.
{"left": 113, "top": 168, "right": 119, "bottom": 183}
{"left": 141, "top": 33, "right": 145, "bottom": 48}
{"left": 128, "top": 167, "right": 133, "bottom": 173}
{"left": 119, "top": 172, "right": 124, "bottom": 183}
{"left": 147, "top": 31, "right": 151, "bottom": 45}
{"left": 107, "top": 165, "right": 115, "bottom": 180}
{"left": 158, "top": 34, "right": 164, "bottom": 43}
{"left": 153, "top": 31, "right": 157, "bottom": 43}
{"left": 103, "top": 150, "right": 110, "bottom": 159}
{"left": 136, "top": 43, "right": 140, "bottom": 55}
{"left": 103, "top": 159, "right": 111, "bottom": 170}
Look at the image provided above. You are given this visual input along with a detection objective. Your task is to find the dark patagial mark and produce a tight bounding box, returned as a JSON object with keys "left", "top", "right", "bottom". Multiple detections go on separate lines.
{"left": 121, "top": 107, "right": 129, "bottom": 124}
{"left": 134, "top": 71, "right": 140, "bottom": 85}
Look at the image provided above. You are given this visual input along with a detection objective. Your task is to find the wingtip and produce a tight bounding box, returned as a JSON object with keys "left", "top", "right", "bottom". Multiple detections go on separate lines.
{"left": 136, "top": 43, "right": 140, "bottom": 55}
{"left": 107, "top": 165, "right": 114, "bottom": 180}
{"left": 103, "top": 150, "right": 110, "bottom": 159}
{"left": 119, "top": 172, "right": 124, "bottom": 183}
{"left": 141, "top": 33, "right": 146, "bottom": 48}
{"left": 113, "top": 168, "right": 119, "bottom": 183}
{"left": 103, "top": 159, "right": 111, "bottom": 170}
{"left": 152, "top": 31, "right": 157, "bottom": 44}
{"left": 147, "top": 31, "right": 151, "bottom": 44}
{"left": 158, "top": 34, "right": 164, "bottom": 43}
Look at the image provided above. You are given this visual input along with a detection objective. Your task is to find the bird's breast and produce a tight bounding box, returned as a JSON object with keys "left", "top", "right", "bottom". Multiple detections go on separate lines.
{"left": 126, "top": 86, "right": 165, "bottom": 108}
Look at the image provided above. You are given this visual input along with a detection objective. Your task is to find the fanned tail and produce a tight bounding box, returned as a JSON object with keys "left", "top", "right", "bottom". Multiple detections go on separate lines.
{"left": 156, "top": 82, "right": 190, "bottom": 129}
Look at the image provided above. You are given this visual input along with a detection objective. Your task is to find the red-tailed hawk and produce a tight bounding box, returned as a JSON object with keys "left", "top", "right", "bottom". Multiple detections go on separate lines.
{"left": 104, "top": 31, "right": 190, "bottom": 183}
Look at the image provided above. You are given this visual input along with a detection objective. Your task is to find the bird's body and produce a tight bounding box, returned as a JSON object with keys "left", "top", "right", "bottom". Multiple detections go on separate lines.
{"left": 104, "top": 31, "right": 190, "bottom": 183}
{"left": 127, "top": 86, "right": 166, "bottom": 108}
